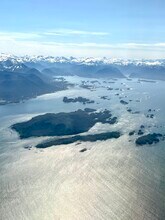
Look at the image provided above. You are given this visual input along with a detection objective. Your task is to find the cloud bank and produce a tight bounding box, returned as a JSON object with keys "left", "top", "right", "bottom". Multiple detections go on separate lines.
{"left": 0, "top": 30, "right": 165, "bottom": 59}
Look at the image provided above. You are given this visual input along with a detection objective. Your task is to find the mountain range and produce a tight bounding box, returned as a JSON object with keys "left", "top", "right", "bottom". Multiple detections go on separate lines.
{"left": 0, "top": 54, "right": 165, "bottom": 103}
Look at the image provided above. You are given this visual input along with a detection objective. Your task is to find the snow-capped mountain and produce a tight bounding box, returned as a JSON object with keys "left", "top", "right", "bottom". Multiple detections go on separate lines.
{"left": 0, "top": 53, "right": 165, "bottom": 105}
{"left": 0, "top": 53, "right": 165, "bottom": 67}
{"left": 0, "top": 53, "right": 165, "bottom": 81}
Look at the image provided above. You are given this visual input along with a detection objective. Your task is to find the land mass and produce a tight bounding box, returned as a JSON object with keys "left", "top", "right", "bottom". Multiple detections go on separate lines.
{"left": 12, "top": 108, "right": 118, "bottom": 139}
{"left": 36, "top": 131, "right": 121, "bottom": 148}
{"left": 0, "top": 69, "right": 70, "bottom": 104}
{"left": 135, "top": 133, "right": 164, "bottom": 146}
{"left": 63, "top": 96, "right": 95, "bottom": 104}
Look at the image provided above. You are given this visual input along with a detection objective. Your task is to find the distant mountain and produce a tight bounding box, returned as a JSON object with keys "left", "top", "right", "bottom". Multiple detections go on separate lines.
{"left": 0, "top": 59, "right": 30, "bottom": 73}
{"left": 71, "top": 64, "right": 100, "bottom": 77}
{"left": 42, "top": 64, "right": 125, "bottom": 78}
{"left": 42, "top": 67, "right": 73, "bottom": 76}
{"left": 0, "top": 54, "right": 165, "bottom": 80}
{"left": 0, "top": 53, "right": 165, "bottom": 67}
{"left": 0, "top": 69, "right": 69, "bottom": 103}
{"left": 95, "top": 66, "right": 125, "bottom": 78}
{"left": 129, "top": 65, "right": 165, "bottom": 81}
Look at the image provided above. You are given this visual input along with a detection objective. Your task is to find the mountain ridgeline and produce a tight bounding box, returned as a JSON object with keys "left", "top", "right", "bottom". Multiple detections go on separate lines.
{"left": 0, "top": 69, "right": 69, "bottom": 103}
{"left": 0, "top": 55, "right": 165, "bottom": 103}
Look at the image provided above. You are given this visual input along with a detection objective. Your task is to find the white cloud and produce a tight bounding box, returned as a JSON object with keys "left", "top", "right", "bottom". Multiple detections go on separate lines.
{"left": 0, "top": 32, "right": 40, "bottom": 40}
{"left": 0, "top": 29, "right": 109, "bottom": 40}
{"left": 43, "top": 29, "right": 109, "bottom": 36}
{"left": 0, "top": 31, "right": 165, "bottom": 59}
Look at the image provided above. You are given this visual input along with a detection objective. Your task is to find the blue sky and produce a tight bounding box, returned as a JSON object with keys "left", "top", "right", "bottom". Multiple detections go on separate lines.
{"left": 0, "top": 0, "right": 165, "bottom": 58}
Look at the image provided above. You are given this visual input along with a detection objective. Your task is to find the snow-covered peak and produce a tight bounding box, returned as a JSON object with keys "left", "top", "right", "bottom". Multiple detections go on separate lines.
{"left": 0, "top": 53, "right": 165, "bottom": 67}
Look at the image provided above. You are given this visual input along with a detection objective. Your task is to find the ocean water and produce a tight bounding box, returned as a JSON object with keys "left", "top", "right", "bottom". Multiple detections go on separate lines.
{"left": 0, "top": 77, "right": 165, "bottom": 220}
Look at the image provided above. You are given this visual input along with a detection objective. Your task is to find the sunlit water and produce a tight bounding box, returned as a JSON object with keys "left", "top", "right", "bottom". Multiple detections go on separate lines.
{"left": 0, "top": 77, "right": 165, "bottom": 220}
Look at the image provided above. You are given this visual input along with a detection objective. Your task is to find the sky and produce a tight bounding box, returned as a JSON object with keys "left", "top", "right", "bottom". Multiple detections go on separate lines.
{"left": 0, "top": 0, "right": 165, "bottom": 58}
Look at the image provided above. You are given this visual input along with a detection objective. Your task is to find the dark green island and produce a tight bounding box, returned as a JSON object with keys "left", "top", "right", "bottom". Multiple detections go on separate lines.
{"left": 36, "top": 131, "right": 121, "bottom": 148}
{"left": 135, "top": 133, "right": 164, "bottom": 146}
{"left": 63, "top": 96, "right": 94, "bottom": 104}
{"left": 12, "top": 108, "right": 119, "bottom": 146}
